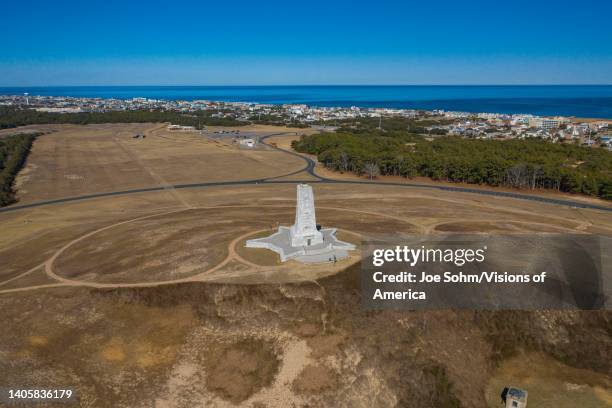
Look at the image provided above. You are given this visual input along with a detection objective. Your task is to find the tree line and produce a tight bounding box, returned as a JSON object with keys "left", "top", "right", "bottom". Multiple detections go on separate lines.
{"left": 248, "top": 114, "right": 310, "bottom": 128}
{"left": 0, "top": 107, "right": 244, "bottom": 129}
{"left": 292, "top": 130, "right": 612, "bottom": 200}
{"left": 327, "top": 116, "right": 455, "bottom": 133}
{"left": 0, "top": 133, "right": 39, "bottom": 206}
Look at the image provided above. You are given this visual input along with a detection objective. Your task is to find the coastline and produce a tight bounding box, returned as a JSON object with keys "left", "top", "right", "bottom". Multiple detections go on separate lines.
{"left": 2, "top": 85, "right": 612, "bottom": 119}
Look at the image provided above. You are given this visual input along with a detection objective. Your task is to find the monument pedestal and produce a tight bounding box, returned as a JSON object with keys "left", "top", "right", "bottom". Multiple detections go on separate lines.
{"left": 246, "top": 184, "right": 355, "bottom": 263}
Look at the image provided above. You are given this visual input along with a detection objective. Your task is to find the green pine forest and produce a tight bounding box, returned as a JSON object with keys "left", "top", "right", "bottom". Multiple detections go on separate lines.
{"left": 0, "top": 133, "right": 38, "bottom": 206}
{"left": 0, "top": 107, "right": 309, "bottom": 129}
{"left": 0, "top": 107, "right": 244, "bottom": 129}
{"left": 292, "top": 129, "right": 612, "bottom": 200}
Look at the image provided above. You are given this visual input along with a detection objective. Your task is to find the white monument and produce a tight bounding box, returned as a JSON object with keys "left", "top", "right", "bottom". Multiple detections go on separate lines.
{"left": 246, "top": 184, "right": 355, "bottom": 263}
{"left": 290, "top": 184, "right": 323, "bottom": 247}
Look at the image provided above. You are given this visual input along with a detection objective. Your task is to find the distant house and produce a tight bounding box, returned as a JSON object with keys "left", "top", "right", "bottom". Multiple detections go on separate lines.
{"left": 239, "top": 138, "right": 255, "bottom": 148}
{"left": 167, "top": 124, "right": 196, "bottom": 132}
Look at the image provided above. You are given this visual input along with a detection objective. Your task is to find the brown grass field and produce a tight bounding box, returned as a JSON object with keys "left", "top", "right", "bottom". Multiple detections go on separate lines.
{"left": 14, "top": 124, "right": 308, "bottom": 204}
{"left": 0, "top": 123, "right": 611, "bottom": 407}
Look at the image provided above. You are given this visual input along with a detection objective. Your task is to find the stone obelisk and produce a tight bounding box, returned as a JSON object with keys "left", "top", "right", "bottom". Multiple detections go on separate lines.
{"left": 290, "top": 184, "right": 324, "bottom": 247}
{"left": 245, "top": 183, "right": 354, "bottom": 263}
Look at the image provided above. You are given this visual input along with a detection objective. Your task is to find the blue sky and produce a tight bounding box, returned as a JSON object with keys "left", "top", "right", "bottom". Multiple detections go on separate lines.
{"left": 2, "top": 0, "right": 612, "bottom": 85}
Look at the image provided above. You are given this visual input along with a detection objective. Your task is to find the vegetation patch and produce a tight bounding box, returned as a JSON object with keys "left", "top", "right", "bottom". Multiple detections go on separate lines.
{"left": 292, "top": 364, "right": 338, "bottom": 395}
{"left": 306, "top": 333, "right": 346, "bottom": 358}
{"left": 0, "top": 132, "right": 38, "bottom": 206}
{"left": 421, "top": 364, "right": 463, "bottom": 408}
{"left": 0, "top": 107, "right": 244, "bottom": 129}
{"left": 293, "top": 130, "right": 612, "bottom": 199}
{"left": 203, "top": 338, "right": 280, "bottom": 403}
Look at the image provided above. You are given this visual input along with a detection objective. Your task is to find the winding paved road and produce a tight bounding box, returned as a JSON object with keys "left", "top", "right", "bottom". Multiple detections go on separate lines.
{"left": 1, "top": 131, "right": 611, "bottom": 214}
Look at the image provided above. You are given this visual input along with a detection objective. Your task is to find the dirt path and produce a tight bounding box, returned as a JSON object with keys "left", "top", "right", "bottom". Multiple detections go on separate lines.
{"left": 41, "top": 204, "right": 412, "bottom": 288}
{"left": 113, "top": 126, "right": 193, "bottom": 208}
{"left": 3, "top": 192, "right": 606, "bottom": 295}
{"left": 0, "top": 263, "right": 45, "bottom": 288}
{"left": 0, "top": 204, "right": 416, "bottom": 294}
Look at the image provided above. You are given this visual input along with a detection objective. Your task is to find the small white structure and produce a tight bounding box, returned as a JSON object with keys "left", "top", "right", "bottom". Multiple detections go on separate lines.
{"left": 504, "top": 387, "right": 528, "bottom": 408}
{"left": 246, "top": 184, "right": 355, "bottom": 263}
{"left": 239, "top": 138, "right": 256, "bottom": 148}
{"left": 167, "top": 124, "right": 196, "bottom": 132}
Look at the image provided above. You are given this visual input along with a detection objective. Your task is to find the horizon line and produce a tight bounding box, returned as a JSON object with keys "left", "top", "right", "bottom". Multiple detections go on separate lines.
{"left": 2, "top": 84, "right": 612, "bottom": 88}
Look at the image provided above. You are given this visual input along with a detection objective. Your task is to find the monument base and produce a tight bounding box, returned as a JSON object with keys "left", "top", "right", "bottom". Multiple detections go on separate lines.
{"left": 246, "top": 227, "right": 355, "bottom": 264}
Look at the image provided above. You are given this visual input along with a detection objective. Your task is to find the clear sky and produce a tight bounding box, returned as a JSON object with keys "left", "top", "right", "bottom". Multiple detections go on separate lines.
{"left": 2, "top": 0, "right": 612, "bottom": 85}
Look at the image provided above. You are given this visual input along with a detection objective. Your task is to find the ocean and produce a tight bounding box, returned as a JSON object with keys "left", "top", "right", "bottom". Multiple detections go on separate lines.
{"left": 1, "top": 85, "right": 612, "bottom": 118}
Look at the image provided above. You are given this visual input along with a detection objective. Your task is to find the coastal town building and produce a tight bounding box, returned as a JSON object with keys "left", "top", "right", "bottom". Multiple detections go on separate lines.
{"left": 1, "top": 94, "right": 610, "bottom": 149}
